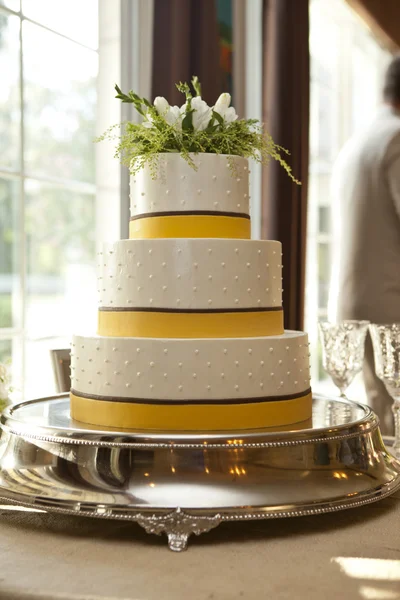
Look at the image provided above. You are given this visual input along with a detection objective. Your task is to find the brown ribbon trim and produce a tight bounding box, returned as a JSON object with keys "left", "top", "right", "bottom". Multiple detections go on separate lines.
{"left": 129, "top": 210, "right": 250, "bottom": 221}
{"left": 98, "top": 306, "right": 282, "bottom": 313}
{"left": 70, "top": 387, "right": 312, "bottom": 406}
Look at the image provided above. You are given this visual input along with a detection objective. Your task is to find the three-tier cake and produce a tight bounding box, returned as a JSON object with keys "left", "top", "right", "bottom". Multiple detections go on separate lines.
{"left": 70, "top": 153, "right": 312, "bottom": 431}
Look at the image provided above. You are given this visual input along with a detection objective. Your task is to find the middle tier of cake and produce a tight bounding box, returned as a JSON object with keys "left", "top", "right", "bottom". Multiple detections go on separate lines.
{"left": 97, "top": 238, "right": 283, "bottom": 338}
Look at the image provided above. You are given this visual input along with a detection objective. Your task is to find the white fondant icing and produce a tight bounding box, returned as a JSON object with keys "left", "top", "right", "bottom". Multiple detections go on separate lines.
{"left": 71, "top": 331, "right": 310, "bottom": 401}
{"left": 98, "top": 239, "right": 282, "bottom": 310}
{"left": 130, "top": 154, "right": 249, "bottom": 217}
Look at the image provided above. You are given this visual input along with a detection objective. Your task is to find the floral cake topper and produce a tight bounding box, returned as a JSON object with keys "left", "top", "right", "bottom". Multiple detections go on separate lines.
{"left": 98, "top": 76, "right": 299, "bottom": 183}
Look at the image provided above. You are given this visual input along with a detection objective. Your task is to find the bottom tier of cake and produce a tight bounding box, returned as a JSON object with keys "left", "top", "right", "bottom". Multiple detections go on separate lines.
{"left": 70, "top": 332, "right": 312, "bottom": 431}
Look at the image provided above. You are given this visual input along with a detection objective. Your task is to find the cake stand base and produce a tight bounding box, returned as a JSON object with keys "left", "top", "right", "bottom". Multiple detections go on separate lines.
{"left": 0, "top": 394, "right": 399, "bottom": 551}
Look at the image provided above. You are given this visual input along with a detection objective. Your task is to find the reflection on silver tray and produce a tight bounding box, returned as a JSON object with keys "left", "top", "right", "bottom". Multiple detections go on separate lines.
{"left": 0, "top": 393, "right": 399, "bottom": 551}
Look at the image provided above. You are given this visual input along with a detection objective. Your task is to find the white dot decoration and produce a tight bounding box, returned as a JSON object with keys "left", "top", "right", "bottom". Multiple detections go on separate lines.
{"left": 148, "top": 249, "right": 152, "bottom": 255}
{"left": 247, "top": 288, "right": 251, "bottom": 293}
{"left": 235, "top": 248, "right": 239, "bottom": 254}
{"left": 105, "top": 382, "right": 110, "bottom": 386}
{"left": 257, "top": 275, "right": 261, "bottom": 280}
{"left": 221, "top": 262, "right": 226, "bottom": 268}
{"left": 150, "top": 362, "right": 155, "bottom": 368}
{"left": 287, "top": 371, "right": 290, "bottom": 376}
{"left": 177, "top": 274, "right": 181, "bottom": 279}
{"left": 234, "top": 299, "right": 239, "bottom": 304}
{"left": 260, "top": 383, "right": 264, "bottom": 389}
{"left": 197, "top": 189, "right": 202, "bottom": 194}
{"left": 223, "top": 287, "right": 227, "bottom": 293}
{"left": 235, "top": 361, "right": 239, "bottom": 366}
{"left": 136, "top": 348, "right": 141, "bottom": 353}
{"left": 177, "top": 248, "right": 182, "bottom": 254}
{"left": 208, "top": 249, "right": 212, "bottom": 254}
{"left": 137, "top": 262, "right": 141, "bottom": 267}
{"left": 162, "top": 286, "right": 167, "bottom": 291}
{"left": 221, "top": 373, "right": 225, "bottom": 378}
{"left": 104, "top": 359, "right": 109, "bottom": 363}
{"left": 207, "top": 385, "right": 211, "bottom": 391}
{"left": 223, "top": 349, "right": 228, "bottom": 354}
{"left": 278, "top": 359, "right": 283, "bottom": 365}
{"left": 294, "top": 381, "right": 298, "bottom": 385}
{"left": 137, "top": 286, "right": 142, "bottom": 291}
{"left": 114, "top": 371, "right": 120, "bottom": 375}
{"left": 193, "top": 262, "right": 198, "bottom": 269}
{"left": 214, "top": 202, "right": 219, "bottom": 208}
{"left": 286, "top": 346, "right": 290, "bottom": 351}
{"left": 96, "top": 371, "right": 101, "bottom": 375}
{"left": 208, "top": 299, "right": 212, "bottom": 305}
{"left": 193, "top": 286, "right": 197, "bottom": 292}
{"left": 193, "top": 373, "right": 197, "bottom": 379}
{"left": 150, "top": 384, "right": 154, "bottom": 390}
{"left": 164, "top": 349, "right": 168, "bottom": 354}
{"left": 235, "top": 385, "right": 239, "bottom": 391}
{"left": 271, "top": 372, "right": 274, "bottom": 377}
{"left": 136, "top": 372, "right": 141, "bottom": 377}
{"left": 248, "top": 349, "right": 253, "bottom": 354}
{"left": 125, "top": 360, "right": 131, "bottom": 365}
{"left": 248, "top": 372, "right": 253, "bottom": 378}
{"left": 294, "top": 358, "right": 297, "bottom": 363}
{"left": 176, "top": 299, "right": 180, "bottom": 305}
{"left": 246, "top": 263, "right": 251, "bottom": 268}
{"left": 212, "top": 175, "right": 217, "bottom": 180}
{"left": 257, "top": 299, "right": 261, "bottom": 304}
{"left": 260, "top": 361, "right": 264, "bottom": 366}
{"left": 166, "top": 190, "right": 170, "bottom": 195}
{"left": 207, "top": 362, "right": 211, "bottom": 368}
{"left": 112, "top": 347, "right": 117, "bottom": 352}
{"left": 237, "top": 204, "right": 241, "bottom": 209}
{"left": 235, "top": 276, "right": 239, "bottom": 281}
{"left": 178, "top": 362, "right": 183, "bottom": 368}
{"left": 181, "top": 175, "right": 186, "bottom": 180}
{"left": 163, "top": 373, "right": 168, "bottom": 378}
{"left": 226, "top": 190, "right": 231, "bottom": 195}
{"left": 126, "top": 383, "right": 131, "bottom": 388}
{"left": 195, "top": 349, "right": 199, "bottom": 355}
{"left": 236, "top": 178, "right": 241, "bottom": 183}
{"left": 258, "top": 249, "right": 261, "bottom": 255}
{"left": 208, "top": 275, "right": 213, "bottom": 281}
{"left": 178, "top": 385, "right": 183, "bottom": 391}
{"left": 162, "top": 262, "right": 166, "bottom": 268}
{"left": 149, "top": 274, "right": 153, "bottom": 279}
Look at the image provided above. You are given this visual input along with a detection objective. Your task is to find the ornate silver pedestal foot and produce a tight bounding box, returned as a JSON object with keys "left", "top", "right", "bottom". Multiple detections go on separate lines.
{"left": 135, "top": 508, "right": 222, "bottom": 551}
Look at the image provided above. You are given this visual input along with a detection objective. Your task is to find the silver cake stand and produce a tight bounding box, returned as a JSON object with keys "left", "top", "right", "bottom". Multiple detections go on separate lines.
{"left": 0, "top": 393, "right": 399, "bottom": 551}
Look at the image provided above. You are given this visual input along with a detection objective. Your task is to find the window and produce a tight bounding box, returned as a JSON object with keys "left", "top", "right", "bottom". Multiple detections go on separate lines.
{"left": 306, "top": 0, "right": 391, "bottom": 395}
{"left": 0, "top": 0, "right": 98, "bottom": 399}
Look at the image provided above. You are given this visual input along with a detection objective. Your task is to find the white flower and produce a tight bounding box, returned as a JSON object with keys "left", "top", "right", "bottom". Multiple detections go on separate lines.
{"left": 186, "top": 96, "right": 212, "bottom": 131}
{"left": 152, "top": 96, "right": 182, "bottom": 130}
{"left": 214, "top": 92, "right": 238, "bottom": 124}
{"left": 0, "top": 363, "right": 10, "bottom": 401}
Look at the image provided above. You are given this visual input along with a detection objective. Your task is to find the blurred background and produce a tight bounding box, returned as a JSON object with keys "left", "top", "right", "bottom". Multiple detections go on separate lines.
{"left": 0, "top": 0, "right": 396, "bottom": 400}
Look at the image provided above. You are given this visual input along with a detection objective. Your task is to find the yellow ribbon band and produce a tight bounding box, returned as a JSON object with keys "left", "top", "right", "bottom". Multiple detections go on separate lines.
{"left": 129, "top": 214, "right": 251, "bottom": 239}
{"left": 98, "top": 309, "right": 284, "bottom": 338}
{"left": 70, "top": 392, "right": 312, "bottom": 431}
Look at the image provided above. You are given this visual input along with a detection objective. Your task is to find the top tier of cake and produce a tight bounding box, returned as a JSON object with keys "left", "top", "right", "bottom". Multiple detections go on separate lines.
{"left": 129, "top": 154, "right": 250, "bottom": 239}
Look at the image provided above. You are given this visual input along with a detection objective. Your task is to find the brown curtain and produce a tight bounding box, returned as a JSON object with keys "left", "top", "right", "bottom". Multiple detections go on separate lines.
{"left": 262, "top": 0, "right": 310, "bottom": 331}
{"left": 152, "top": 0, "right": 223, "bottom": 105}
{"left": 346, "top": 0, "right": 400, "bottom": 52}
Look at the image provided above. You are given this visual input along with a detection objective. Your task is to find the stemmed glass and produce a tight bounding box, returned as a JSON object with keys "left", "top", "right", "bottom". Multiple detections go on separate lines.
{"left": 369, "top": 323, "right": 400, "bottom": 457}
{"left": 318, "top": 320, "right": 370, "bottom": 397}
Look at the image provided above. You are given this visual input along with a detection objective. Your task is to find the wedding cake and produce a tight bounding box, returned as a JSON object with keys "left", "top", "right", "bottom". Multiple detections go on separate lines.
{"left": 70, "top": 79, "right": 312, "bottom": 431}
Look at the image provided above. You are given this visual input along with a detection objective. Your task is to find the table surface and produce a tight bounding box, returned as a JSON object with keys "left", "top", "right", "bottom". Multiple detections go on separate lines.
{"left": 0, "top": 488, "right": 399, "bottom": 600}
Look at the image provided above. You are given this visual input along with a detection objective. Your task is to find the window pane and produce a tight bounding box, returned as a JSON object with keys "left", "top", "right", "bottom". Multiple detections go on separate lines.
{"left": 0, "top": 177, "right": 20, "bottom": 329}
{"left": 0, "top": 11, "right": 20, "bottom": 170}
{"left": 0, "top": 1, "right": 20, "bottom": 12}
{"left": 25, "top": 179, "right": 97, "bottom": 343}
{"left": 318, "top": 206, "right": 331, "bottom": 234}
{"left": 23, "top": 21, "right": 97, "bottom": 182}
{"left": 22, "top": 0, "right": 98, "bottom": 49}
{"left": 0, "top": 339, "right": 12, "bottom": 363}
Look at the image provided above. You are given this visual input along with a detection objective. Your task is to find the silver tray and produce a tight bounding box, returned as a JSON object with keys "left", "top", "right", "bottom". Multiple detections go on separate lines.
{"left": 0, "top": 393, "right": 399, "bottom": 551}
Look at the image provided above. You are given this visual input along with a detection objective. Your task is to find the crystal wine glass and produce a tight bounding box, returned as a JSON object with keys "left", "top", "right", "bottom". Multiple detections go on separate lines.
{"left": 369, "top": 323, "right": 400, "bottom": 457}
{"left": 318, "top": 320, "right": 370, "bottom": 397}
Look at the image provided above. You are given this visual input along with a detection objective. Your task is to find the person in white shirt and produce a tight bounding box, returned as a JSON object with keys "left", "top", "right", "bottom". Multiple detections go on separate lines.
{"left": 329, "top": 55, "right": 400, "bottom": 435}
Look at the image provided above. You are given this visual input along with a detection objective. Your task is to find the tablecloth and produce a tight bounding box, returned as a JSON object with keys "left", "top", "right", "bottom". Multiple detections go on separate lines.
{"left": 0, "top": 488, "right": 399, "bottom": 600}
